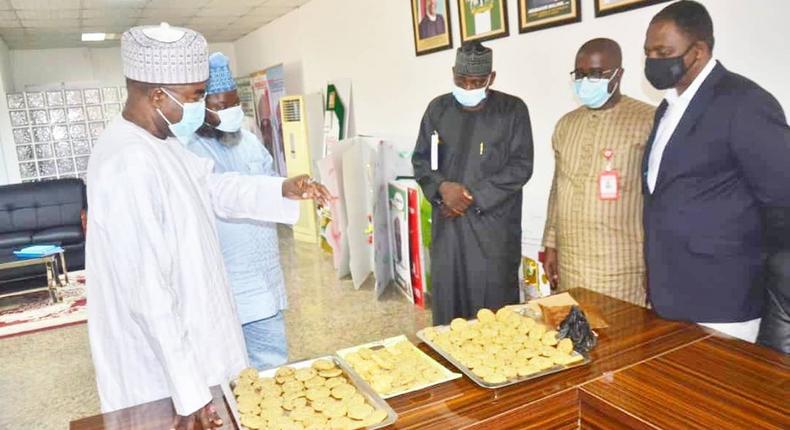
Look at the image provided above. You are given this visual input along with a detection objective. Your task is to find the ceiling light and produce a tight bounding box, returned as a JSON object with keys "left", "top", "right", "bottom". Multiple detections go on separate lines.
{"left": 82, "top": 33, "right": 106, "bottom": 42}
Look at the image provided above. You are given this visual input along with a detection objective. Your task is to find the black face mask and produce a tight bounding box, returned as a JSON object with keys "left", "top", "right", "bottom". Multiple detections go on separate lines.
{"left": 644, "top": 44, "right": 696, "bottom": 90}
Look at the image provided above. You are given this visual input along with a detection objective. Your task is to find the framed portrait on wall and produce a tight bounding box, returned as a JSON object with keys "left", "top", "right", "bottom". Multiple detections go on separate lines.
{"left": 457, "top": 0, "right": 509, "bottom": 43}
{"left": 518, "top": 0, "right": 581, "bottom": 33}
{"left": 411, "top": 0, "right": 453, "bottom": 56}
{"left": 594, "top": 0, "right": 672, "bottom": 18}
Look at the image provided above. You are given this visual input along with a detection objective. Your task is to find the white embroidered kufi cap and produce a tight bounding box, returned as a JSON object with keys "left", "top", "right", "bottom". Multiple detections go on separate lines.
{"left": 121, "top": 23, "right": 208, "bottom": 84}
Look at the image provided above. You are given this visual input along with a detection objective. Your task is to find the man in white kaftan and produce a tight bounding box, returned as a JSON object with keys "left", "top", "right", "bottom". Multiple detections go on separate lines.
{"left": 86, "top": 24, "right": 330, "bottom": 426}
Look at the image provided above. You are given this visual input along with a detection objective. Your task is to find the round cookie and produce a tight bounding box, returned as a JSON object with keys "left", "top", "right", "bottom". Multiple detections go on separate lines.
{"left": 312, "top": 359, "right": 336, "bottom": 371}
{"left": 540, "top": 345, "right": 558, "bottom": 357}
{"left": 260, "top": 383, "right": 283, "bottom": 397}
{"left": 236, "top": 397, "right": 261, "bottom": 415}
{"left": 282, "top": 380, "right": 305, "bottom": 394}
{"left": 319, "top": 368, "right": 344, "bottom": 378}
{"left": 290, "top": 405, "right": 317, "bottom": 422}
{"left": 343, "top": 392, "right": 366, "bottom": 407}
{"left": 240, "top": 414, "right": 265, "bottom": 430}
{"left": 234, "top": 384, "right": 255, "bottom": 397}
{"left": 238, "top": 367, "right": 259, "bottom": 381}
{"left": 517, "top": 365, "right": 540, "bottom": 377}
{"left": 325, "top": 376, "right": 348, "bottom": 389}
{"left": 331, "top": 383, "right": 357, "bottom": 399}
{"left": 450, "top": 317, "right": 469, "bottom": 331}
{"left": 275, "top": 366, "right": 296, "bottom": 379}
{"left": 259, "top": 396, "right": 283, "bottom": 410}
{"left": 283, "top": 390, "right": 307, "bottom": 403}
{"left": 557, "top": 338, "right": 574, "bottom": 354}
{"left": 364, "top": 409, "right": 388, "bottom": 426}
{"left": 311, "top": 397, "right": 330, "bottom": 412}
{"left": 259, "top": 406, "right": 284, "bottom": 421}
{"left": 542, "top": 330, "right": 559, "bottom": 346}
{"left": 295, "top": 367, "right": 318, "bottom": 382}
{"left": 477, "top": 308, "right": 496, "bottom": 323}
{"left": 303, "top": 415, "right": 329, "bottom": 430}
{"left": 304, "top": 375, "right": 326, "bottom": 388}
{"left": 484, "top": 372, "right": 507, "bottom": 384}
{"left": 473, "top": 365, "right": 493, "bottom": 379}
{"left": 306, "top": 386, "right": 331, "bottom": 401}
{"left": 282, "top": 396, "right": 308, "bottom": 411}
{"left": 347, "top": 403, "right": 374, "bottom": 421}
{"left": 530, "top": 324, "right": 547, "bottom": 339}
{"left": 501, "top": 365, "right": 518, "bottom": 379}
{"left": 322, "top": 400, "right": 348, "bottom": 418}
{"left": 496, "top": 307, "right": 516, "bottom": 323}
{"left": 358, "top": 348, "right": 375, "bottom": 360}
{"left": 327, "top": 416, "right": 354, "bottom": 430}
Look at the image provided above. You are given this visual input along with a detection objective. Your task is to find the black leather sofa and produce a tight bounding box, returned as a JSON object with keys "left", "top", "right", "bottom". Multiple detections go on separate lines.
{"left": 0, "top": 178, "right": 86, "bottom": 294}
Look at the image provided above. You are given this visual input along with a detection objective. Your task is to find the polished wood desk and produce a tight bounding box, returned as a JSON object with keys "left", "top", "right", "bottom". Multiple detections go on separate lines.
{"left": 70, "top": 289, "right": 788, "bottom": 430}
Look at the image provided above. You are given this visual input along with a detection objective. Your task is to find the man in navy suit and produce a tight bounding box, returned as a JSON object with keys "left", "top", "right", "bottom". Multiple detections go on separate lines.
{"left": 642, "top": 1, "right": 790, "bottom": 342}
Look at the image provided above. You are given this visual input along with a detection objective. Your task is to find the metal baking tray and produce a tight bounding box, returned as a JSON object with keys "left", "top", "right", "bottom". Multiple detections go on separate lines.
{"left": 416, "top": 315, "right": 591, "bottom": 390}
{"left": 336, "top": 335, "right": 462, "bottom": 399}
{"left": 222, "top": 355, "right": 398, "bottom": 429}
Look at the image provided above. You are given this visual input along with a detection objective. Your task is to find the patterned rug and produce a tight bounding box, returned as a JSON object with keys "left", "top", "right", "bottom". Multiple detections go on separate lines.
{"left": 0, "top": 271, "right": 87, "bottom": 339}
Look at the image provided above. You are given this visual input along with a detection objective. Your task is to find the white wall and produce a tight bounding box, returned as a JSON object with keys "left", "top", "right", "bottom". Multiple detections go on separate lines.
{"left": 235, "top": 11, "right": 305, "bottom": 95}
{"left": 9, "top": 43, "right": 238, "bottom": 92}
{"left": 233, "top": 0, "right": 790, "bottom": 246}
{"left": 0, "top": 37, "right": 16, "bottom": 184}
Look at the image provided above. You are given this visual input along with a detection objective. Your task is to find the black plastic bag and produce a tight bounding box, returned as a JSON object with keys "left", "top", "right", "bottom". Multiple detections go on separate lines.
{"left": 558, "top": 306, "right": 597, "bottom": 354}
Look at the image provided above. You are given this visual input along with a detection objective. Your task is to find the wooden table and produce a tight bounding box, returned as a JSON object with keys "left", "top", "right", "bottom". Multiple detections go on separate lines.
{"left": 70, "top": 288, "right": 790, "bottom": 430}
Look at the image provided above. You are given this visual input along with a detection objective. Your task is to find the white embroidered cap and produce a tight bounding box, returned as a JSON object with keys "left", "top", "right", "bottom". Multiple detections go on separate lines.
{"left": 121, "top": 23, "right": 208, "bottom": 84}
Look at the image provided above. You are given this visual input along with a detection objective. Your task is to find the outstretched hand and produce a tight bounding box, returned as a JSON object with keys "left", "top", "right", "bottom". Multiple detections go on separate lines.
{"left": 282, "top": 174, "right": 334, "bottom": 206}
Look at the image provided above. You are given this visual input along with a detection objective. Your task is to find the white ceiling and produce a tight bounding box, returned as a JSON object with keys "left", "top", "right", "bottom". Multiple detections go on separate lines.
{"left": 0, "top": 0, "right": 310, "bottom": 49}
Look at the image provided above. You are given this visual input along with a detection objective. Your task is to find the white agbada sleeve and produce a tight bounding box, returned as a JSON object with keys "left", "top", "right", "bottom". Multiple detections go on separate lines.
{"left": 103, "top": 150, "right": 212, "bottom": 415}
{"left": 206, "top": 171, "right": 301, "bottom": 224}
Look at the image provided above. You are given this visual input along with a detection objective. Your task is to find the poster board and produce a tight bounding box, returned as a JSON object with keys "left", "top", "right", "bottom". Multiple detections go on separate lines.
{"left": 234, "top": 76, "right": 256, "bottom": 119}
{"left": 371, "top": 141, "right": 397, "bottom": 298}
{"left": 316, "top": 140, "right": 354, "bottom": 278}
{"left": 250, "top": 64, "right": 288, "bottom": 176}
{"left": 407, "top": 183, "right": 427, "bottom": 308}
{"left": 321, "top": 79, "right": 352, "bottom": 158}
{"left": 388, "top": 181, "right": 414, "bottom": 303}
{"left": 342, "top": 138, "right": 378, "bottom": 289}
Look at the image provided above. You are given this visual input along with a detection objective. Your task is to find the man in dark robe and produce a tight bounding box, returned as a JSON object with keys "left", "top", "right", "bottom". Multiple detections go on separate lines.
{"left": 412, "top": 41, "right": 534, "bottom": 325}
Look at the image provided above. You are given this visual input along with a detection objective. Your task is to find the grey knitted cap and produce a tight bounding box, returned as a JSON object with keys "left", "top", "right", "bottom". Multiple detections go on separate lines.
{"left": 454, "top": 41, "right": 493, "bottom": 76}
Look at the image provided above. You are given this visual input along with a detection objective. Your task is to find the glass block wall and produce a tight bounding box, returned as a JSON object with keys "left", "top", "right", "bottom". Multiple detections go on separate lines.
{"left": 8, "top": 87, "right": 127, "bottom": 183}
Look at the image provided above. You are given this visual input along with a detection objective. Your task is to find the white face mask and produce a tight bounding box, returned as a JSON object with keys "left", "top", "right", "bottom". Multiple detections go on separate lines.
{"left": 157, "top": 88, "right": 205, "bottom": 144}
{"left": 452, "top": 76, "right": 491, "bottom": 108}
{"left": 207, "top": 105, "right": 244, "bottom": 133}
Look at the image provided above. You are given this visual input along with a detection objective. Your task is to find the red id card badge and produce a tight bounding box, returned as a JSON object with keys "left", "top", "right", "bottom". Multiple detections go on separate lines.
{"left": 598, "top": 170, "right": 620, "bottom": 200}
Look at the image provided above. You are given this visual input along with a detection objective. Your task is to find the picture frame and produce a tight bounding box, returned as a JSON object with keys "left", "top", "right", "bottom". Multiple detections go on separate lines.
{"left": 411, "top": 0, "right": 454, "bottom": 56}
{"left": 518, "top": 0, "right": 581, "bottom": 33}
{"left": 457, "top": 0, "right": 510, "bottom": 44}
{"left": 594, "top": 0, "right": 672, "bottom": 18}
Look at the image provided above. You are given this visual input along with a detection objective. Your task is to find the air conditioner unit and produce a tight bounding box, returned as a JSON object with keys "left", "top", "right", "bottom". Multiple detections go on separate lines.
{"left": 280, "top": 94, "right": 323, "bottom": 244}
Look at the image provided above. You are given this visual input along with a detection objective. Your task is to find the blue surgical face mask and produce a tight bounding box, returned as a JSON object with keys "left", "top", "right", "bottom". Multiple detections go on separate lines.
{"left": 452, "top": 76, "right": 490, "bottom": 108}
{"left": 156, "top": 88, "right": 206, "bottom": 144}
{"left": 573, "top": 69, "right": 620, "bottom": 109}
{"left": 207, "top": 105, "right": 244, "bottom": 133}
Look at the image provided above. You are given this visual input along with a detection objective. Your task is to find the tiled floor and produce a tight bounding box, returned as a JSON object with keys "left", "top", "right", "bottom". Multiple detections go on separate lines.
{"left": 0, "top": 227, "right": 431, "bottom": 429}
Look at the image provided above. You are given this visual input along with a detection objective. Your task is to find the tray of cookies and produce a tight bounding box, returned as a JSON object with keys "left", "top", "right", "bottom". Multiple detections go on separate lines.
{"left": 222, "top": 356, "right": 397, "bottom": 430}
{"left": 336, "top": 335, "right": 463, "bottom": 399}
{"left": 416, "top": 307, "right": 590, "bottom": 389}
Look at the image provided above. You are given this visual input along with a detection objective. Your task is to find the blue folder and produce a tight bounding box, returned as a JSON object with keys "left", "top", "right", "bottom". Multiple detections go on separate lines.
{"left": 13, "top": 245, "right": 64, "bottom": 258}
